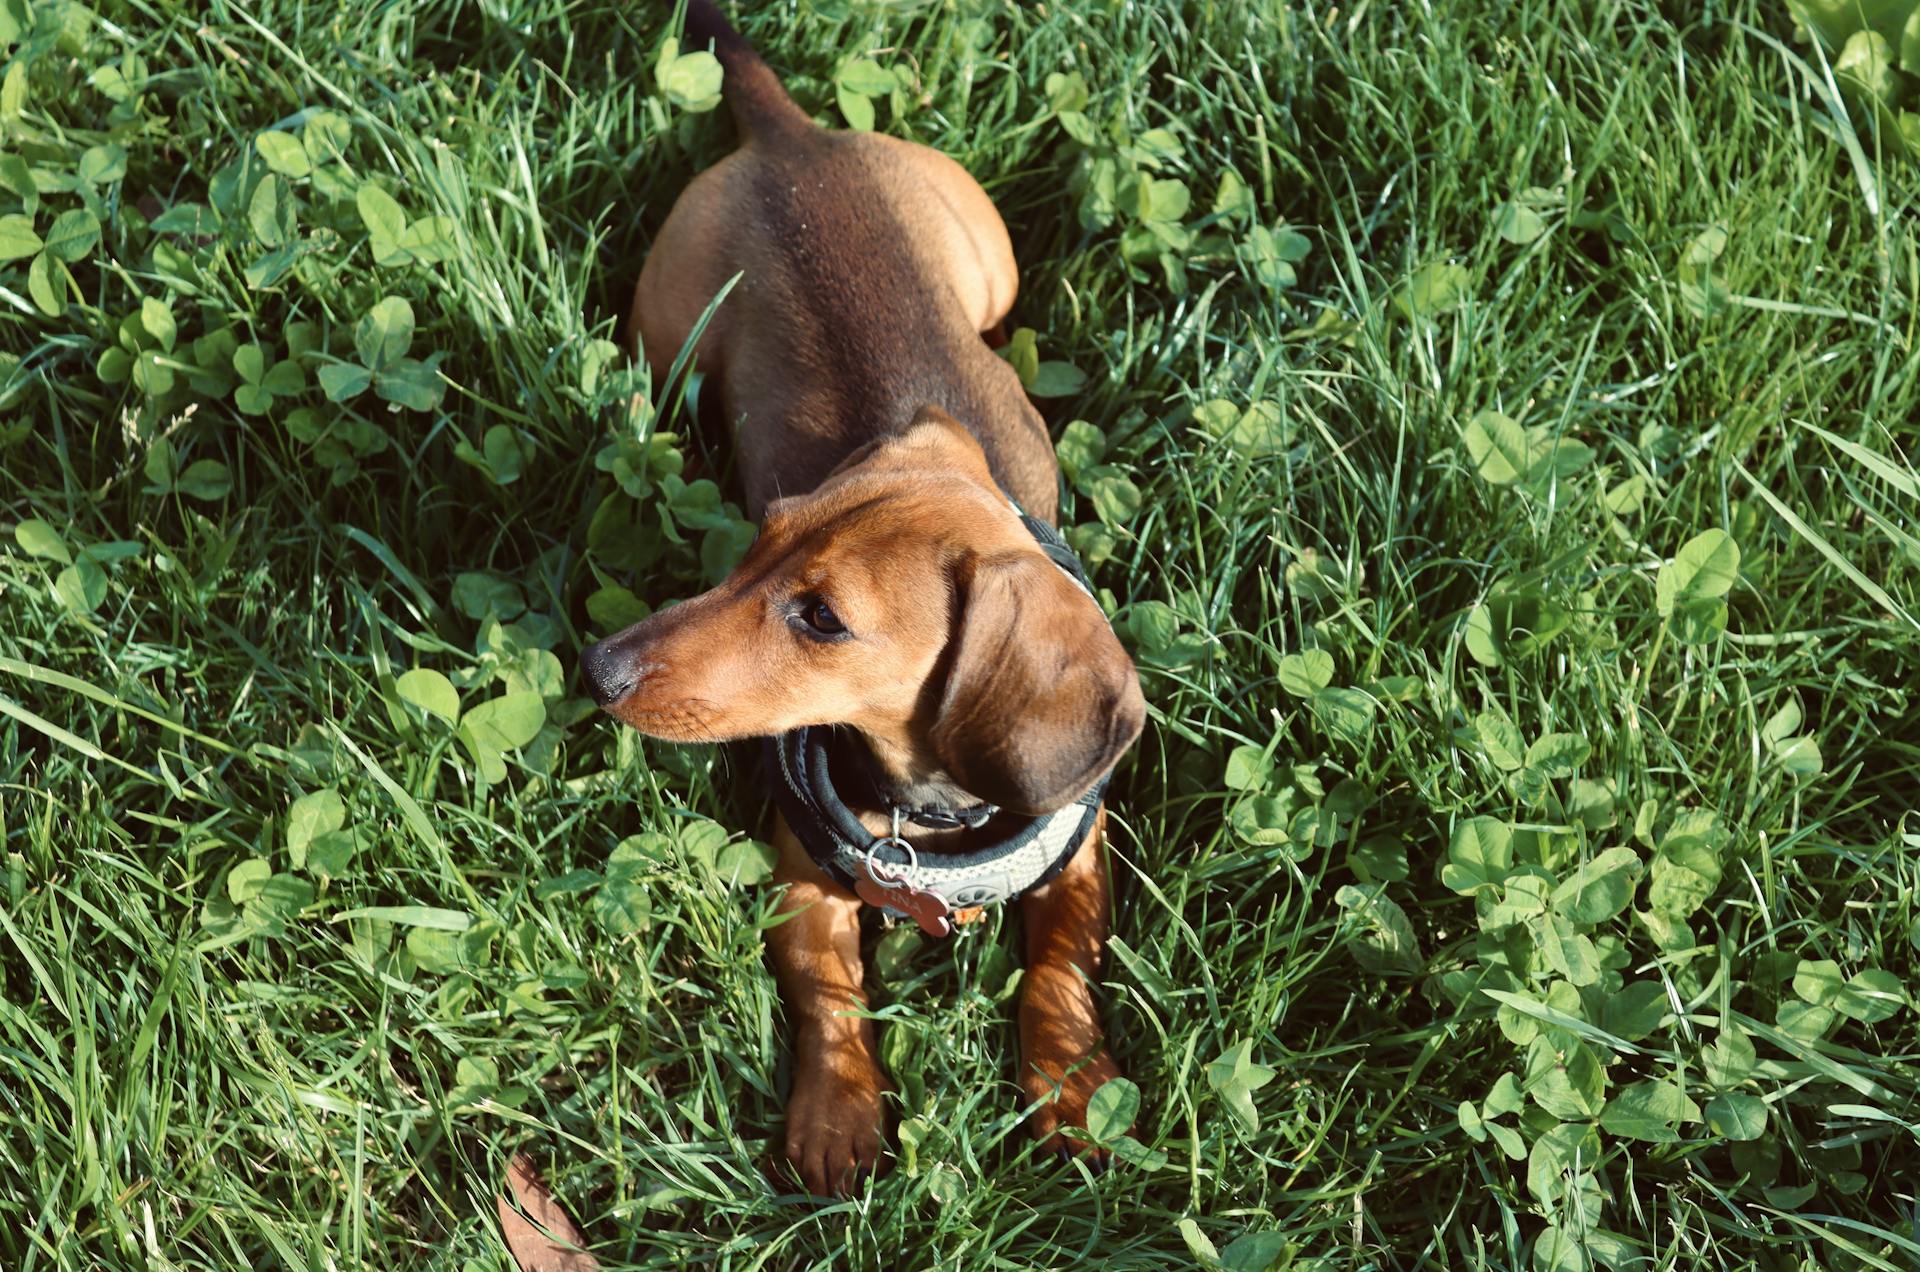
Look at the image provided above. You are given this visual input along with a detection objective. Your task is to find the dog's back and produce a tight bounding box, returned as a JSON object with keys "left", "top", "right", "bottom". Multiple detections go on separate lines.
{"left": 632, "top": 1, "right": 1055, "bottom": 516}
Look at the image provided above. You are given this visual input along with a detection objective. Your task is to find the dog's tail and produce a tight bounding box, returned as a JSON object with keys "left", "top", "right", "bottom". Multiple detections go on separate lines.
{"left": 679, "top": 0, "right": 810, "bottom": 140}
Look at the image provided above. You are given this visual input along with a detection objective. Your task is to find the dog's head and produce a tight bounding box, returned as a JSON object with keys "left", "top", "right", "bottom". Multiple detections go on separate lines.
{"left": 579, "top": 408, "right": 1144, "bottom": 814}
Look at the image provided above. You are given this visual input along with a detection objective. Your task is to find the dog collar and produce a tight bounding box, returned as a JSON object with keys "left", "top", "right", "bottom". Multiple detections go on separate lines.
{"left": 768, "top": 503, "right": 1108, "bottom": 934}
{"left": 769, "top": 726, "right": 1107, "bottom": 933}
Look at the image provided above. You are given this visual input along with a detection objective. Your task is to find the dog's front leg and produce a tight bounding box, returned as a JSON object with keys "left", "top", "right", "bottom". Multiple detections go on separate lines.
{"left": 766, "top": 817, "right": 890, "bottom": 1196}
{"left": 1017, "top": 810, "right": 1124, "bottom": 1164}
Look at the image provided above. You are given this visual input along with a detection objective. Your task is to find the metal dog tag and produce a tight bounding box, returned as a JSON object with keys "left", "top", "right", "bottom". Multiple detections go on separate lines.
{"left": 855, "top": 849, "right": 952, "bottom": 938}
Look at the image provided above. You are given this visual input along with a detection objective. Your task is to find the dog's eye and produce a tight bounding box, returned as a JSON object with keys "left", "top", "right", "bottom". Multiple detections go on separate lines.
{"left": 800, "top": 599, "right": 847, "bottom": 637}
{"left": 787, "top": 592, "right": 851, "bottom": 641}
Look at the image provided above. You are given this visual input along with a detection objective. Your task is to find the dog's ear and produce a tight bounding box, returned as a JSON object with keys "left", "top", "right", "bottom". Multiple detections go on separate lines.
{"left": 931, "top": 552, "right": 1145, "bottom": 815}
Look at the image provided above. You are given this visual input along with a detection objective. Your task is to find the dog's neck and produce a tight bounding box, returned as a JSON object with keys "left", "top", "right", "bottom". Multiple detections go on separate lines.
{"left": 838, "top": 728, "right": 990, "bottom": 827}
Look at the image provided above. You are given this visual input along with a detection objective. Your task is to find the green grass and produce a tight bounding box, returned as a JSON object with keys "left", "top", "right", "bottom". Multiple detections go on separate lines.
{"left": 2, "top": 0, "right": 1918, "bottom": 1267}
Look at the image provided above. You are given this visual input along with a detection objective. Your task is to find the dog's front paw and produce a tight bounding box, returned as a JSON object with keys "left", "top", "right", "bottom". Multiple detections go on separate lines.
{"left": 782, "top": 1047, "right": 891, "bottom": 1198}
{"left": 1021, "top": 1046, "right": 1125, "bottom": 1170}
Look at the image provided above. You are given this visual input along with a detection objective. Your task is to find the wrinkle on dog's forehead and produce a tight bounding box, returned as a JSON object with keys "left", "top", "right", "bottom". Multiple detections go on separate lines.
{"left": 730, "top": 506, "right": 964, "bottom": 635}
{"left": 804, "top": 469, "right": 1019, "bottom": 540}
{"left": 760, "top": 484, "right": 993, "bottom": 563}
{"left": 787, "top": 506, "right": 951, "bottom": 598}
{"left": 721, "top": 475, "right": 1044, "bottom": 636}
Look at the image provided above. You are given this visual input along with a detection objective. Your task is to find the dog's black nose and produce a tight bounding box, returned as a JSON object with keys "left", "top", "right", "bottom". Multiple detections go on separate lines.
{"left": 580, "top": 638, "right": 642, "bottom": 706}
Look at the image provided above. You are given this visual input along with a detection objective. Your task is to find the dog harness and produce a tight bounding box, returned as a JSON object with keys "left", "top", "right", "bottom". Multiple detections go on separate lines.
{"left": 769, "top": 510, "right": 1112, "bottom": 937}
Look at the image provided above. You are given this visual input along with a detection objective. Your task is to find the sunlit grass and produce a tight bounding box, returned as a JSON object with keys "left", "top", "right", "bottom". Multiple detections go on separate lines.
{"left": 1, "top": 0, "right": 1916, "bottom": 1267}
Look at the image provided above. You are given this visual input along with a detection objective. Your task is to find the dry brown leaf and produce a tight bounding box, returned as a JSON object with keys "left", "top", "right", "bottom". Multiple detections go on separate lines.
{"left": 496, "top": 1153, "right": 602, "bottom": 1272}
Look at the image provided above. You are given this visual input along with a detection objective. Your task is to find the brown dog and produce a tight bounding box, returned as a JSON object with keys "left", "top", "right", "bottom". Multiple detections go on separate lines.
{"left": 580, "top": 1, "right": 1145, "bottom": 1197}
